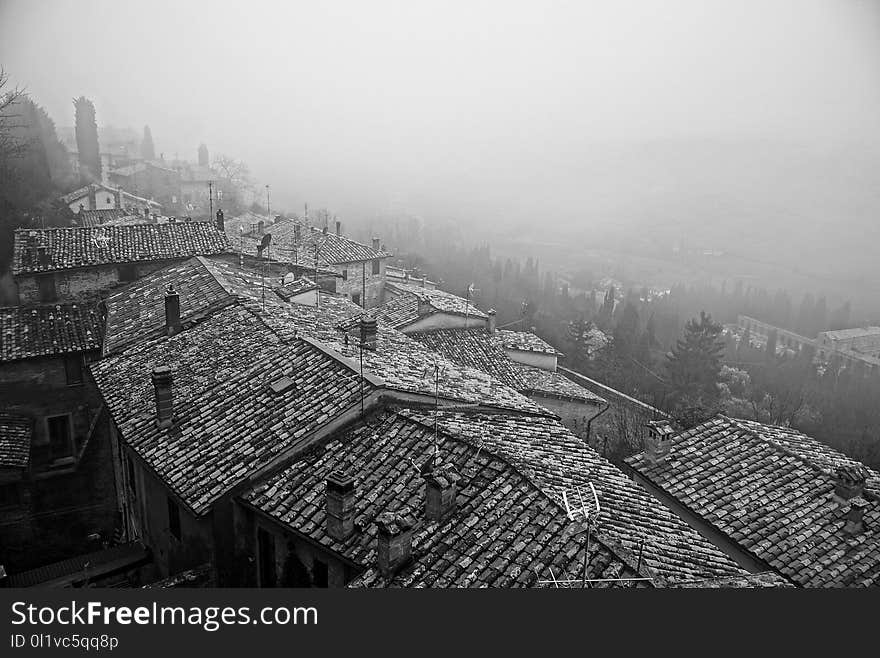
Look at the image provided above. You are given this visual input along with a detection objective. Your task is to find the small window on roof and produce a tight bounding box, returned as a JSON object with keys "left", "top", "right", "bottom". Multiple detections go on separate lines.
{"left": 269, "top": 376, "right": 296, "bottom": 395}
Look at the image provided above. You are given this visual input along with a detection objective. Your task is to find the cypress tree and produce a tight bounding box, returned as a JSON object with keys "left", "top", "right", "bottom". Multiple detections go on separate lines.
{"left": 74, "top": 96, "right": 101, "bottom": 183}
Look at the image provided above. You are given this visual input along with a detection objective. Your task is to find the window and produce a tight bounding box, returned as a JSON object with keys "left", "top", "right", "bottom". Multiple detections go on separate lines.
{"left": 38, "top": 275, "right": 57, "bottom": 303}
{"left": 167, "top": 496, "right": 181, "bottom": 540}
{"left": 351, "top": 293, "right": 360, "bottom": 307}
{"left": 117, "top": 264, "right": 137, "bottom": 282}
{"left": 0, "top": 483, "right": 20, "bottom": 507}
{"left": 312, "top": 559, "right": 328, "bottom": 588}
{"left": 258, "top": 527, "right": 276, "bottom": 587}
{"left": 126, "top": 456, "right": 137, "bottom": 501}
{"left": 64, "top": 354, "right": 84, "bottom": 386}
{"left": 372, "top": 259, "right": 380, "bottom": 275}
{"left": 106, "top": 197, "right": 112, "bottom": 205}
{"left": 341, "top": 269, "right": 348, "bottom": 281}
{"left": 46, "top": 415, "right": 73, "bottom": 462}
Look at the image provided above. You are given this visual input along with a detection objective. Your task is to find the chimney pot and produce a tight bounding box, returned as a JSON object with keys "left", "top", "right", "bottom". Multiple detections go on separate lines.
{"left": 417, "top": 295, "right": 432, "bottom": 318}
{"left": 325, "top": 471, "right": 356, "bottom": 541}
{"left": 151, "top": 366, "right": 174, "bottom": 428}
{"left": 335, "top": 220, "right": 341, "bottom": 236}
{"left": 359, "top": 315, "right": 378, "bottom": 350}
{"left": 833, "top": 465, "right": 868, "bottom": 504}
{"left": 376, "top": 509, "right": 416, "bottom": 578}
{"left": 164, "top": 284, "right": 182, "bottom": 335}
{"left": 424, "top": 464, "right": 459, "bottom": 521}
{"left": 644, "top": 419, "right": 675, "bottom": 464}
{"left": 322, "top": 225, "right": 328, "bottom": 235}
{"left": 843, "top": 497, "right": 868, "bottom": 535}
{"left": 488, "top": 309, "right": 497, "bottom": 334}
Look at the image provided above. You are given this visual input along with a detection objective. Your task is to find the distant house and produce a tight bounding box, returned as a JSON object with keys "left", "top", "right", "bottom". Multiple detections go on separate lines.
{"left": 377, "top": 281, "right": 488, "bottom": 332}
{"left": 176, "top": 164, "right": 218, "bottom": 213}
{"left": 62, "top": 183, "right": 161, "bottom": 217}
{"left": 226, "top": 216, "right": 391, "bottom": 309}
{"left": 0, "top": 302, "right": 117, "bottom": 573}
{"left": 11, "top": 223, "right": 232, "bottom": 304}
{"left": 108, "top": 161, "right": 181, "bottom": 212}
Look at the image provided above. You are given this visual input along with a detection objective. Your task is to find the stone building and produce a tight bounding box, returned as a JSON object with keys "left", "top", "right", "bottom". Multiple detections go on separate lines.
{"left": 11, "top": 222, "right": 232, "bottom": 304}
{"left": 0, "top": 302, "right": 117, "bottom": 573}
{"left": 108, "top": 161, "right": 182, "bottom": 212}
{"left": 62, "top": 183, "right": 162, "bottom": 217}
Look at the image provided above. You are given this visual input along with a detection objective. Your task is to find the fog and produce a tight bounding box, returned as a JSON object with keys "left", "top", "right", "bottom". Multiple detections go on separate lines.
{"left": 2, "top": 0, "right": 879, "bottom": 244}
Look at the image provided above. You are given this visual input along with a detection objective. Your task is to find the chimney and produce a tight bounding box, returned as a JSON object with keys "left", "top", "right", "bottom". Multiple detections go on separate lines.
{"left": 372, "top": 237, "right": 380, "bottom": 250}
{"left": 114, "top": 188, "right": 122, "bottom": 209}
{"left": 164, "top": 284, "right": 181, "bottom": 335}
{"left": 424, "top": 464, "right": 459, "bottom": 521}
{"left": 644, "top": 419, "right": 675, "bottom": 464}
{"left": 257, "top": 220, "right": 264, "bottom": 235}
{"left": 833, "top": 465, "right": 867, "bottom": 504}
{"left": 151, "top": 366, "right": 174, "bottom": 428}
{"left": 843, "top": 497, "right": 868, "bottom": 535}
{"left": 359, "top": 315, "right": 378, "bottom": 350}
{"left": 294, "top": 223, "right": 301, "bottom": 242}
{"left": 375, "top": 509, "right": 416, "bottom": 578}
{"left": 487, "top": 309, "right": 497, "bottom": 334}
{"left": 404, "top": 271, "right": 410, "bottom": 282}
{"left": 416, "top": 295, "right": 432, "bottom": 317}
{"left": 335, "top": 219, "right": 341, "bottom": 236}
{"left": 325, "top": 471, "right": 356, "bottom": 541}
{"left": 215, "top": 208, "right": 225, "bottom": 232}
{"left": 87, "top": 185, "right": 97, "bottom": 210}
{"left": 322, "top": 225, "right": 328, "bottom": 235}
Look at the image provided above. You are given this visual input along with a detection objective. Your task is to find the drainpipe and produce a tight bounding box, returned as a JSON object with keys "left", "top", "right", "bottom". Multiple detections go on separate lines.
{"left": 585, "top": 401, "right": 611, "bottom": 448}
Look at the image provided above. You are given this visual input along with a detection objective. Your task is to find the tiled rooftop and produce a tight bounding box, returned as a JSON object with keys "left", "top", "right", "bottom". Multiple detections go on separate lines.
{"left": 625, "top": 415, "right": 880, "bottom": 587}
{"left": 411, "top": 409, "right": 744, "bottom": 580}
{"left": 498, "top": 329, "right": 562, "bottom": 356}
{"left": 91, "top": 303, "right": 373, "bottom": 515}
{"left": 12, "top": 223, "right": 231, "bottom": 275}
{"left": 244, "top": 408, "right": 648, "bottom": 588}
{"left": 0, "top": 303, "right": 104, "bottom": 363}
{"left": 76, "top": 208, "right": 133, "bottom": 227}
{"left": 409, "top": 328, "right": 603, "bottom": 405}
{"left": 383, "top": 282, "right": 488, "bottom": 327}
{"left": 0, "top": 412, "right": 32, "bottom": 469}
{"left": 274, "top": 277, "right": 318, "bottom": 301}
{"left": 226, "top": 217, "right": 390, "bottom": 266}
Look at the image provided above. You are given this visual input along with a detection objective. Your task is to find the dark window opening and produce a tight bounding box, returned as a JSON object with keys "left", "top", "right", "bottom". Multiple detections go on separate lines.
{"left": 38, "top": 275, "right": 57, "bottom": 303}
{"left": 64, "top": 354, "right": 84, "bottom": 386}
{"left": 258, "top": 527, "right": 276, "bottom": 587}
{"left": 341, "top": 269, "right": 348, "bottom": 281}
{"left": 117, "top": 264, "right": 137, "bottom": 282}
{"left": 0, "top": 483, "right": 20, "bottom": 507}
{"left": 352, "top": 293, "right": 361, "bottom": 307}
{"left": 312, "top": 559, "right": 329, "bottom": 588}
{"left": 47, "top": 415, "right": 72, "bottom": 462}
{"left": 127, "top": 456, "right": 137, "bottom": 501}
{"left": 167, "top": 496, "right": 181, "bottom": 540}
{"left": 372, "top": 259, "right": 380, "bottom": 275}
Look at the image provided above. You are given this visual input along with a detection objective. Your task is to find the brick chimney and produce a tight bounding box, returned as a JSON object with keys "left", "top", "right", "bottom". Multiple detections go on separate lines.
{"left": 151, "top": 366, "right": 174, "bottom": 428}
{"left": 359, "top": 315, "right": 378, "bottom": 350}
{"left": 164, "top": 284, "right": 181, "bottom": 335}
{"left": 372, "top": 237, "right": 380, "bottom": 250}
{"left": 487, "top": 309, "right": 497, "bottom": 334}
{"left": 215, "top": 208, "right": 225, "bottom": 232}
{"left": 843, "top": 497, "right": 868, "bottom": 535}
{"left": 325, "top": 471, "right": 356, "bottom": 541}
{"left": 416, "top": 295, "right": 432, "bottom": 317}
{"left": 833, "top": 465, "right": 867, "bottom": 504}
{"left": 376, "top": 509, "right": 416, "bottom": 578}
{"left": 335, "top": 219, "right": 341, "bottom": 236}
{"left": 424, "top": 464, "right": 459, "bottom": 521}
{"left": 644, "top": 419, "right": 675, "bottom": 464}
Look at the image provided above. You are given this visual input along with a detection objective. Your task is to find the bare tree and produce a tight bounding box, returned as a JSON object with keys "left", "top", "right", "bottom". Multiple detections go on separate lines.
{"left": 0, "top": 68, "right": 28, "bottom": 164}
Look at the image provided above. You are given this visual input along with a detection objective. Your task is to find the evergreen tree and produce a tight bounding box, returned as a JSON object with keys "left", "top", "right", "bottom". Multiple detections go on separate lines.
{"left": 198, "top": 142, "right": 209, "bottom": 166}
{"left": 74, "top": 96, "right": 100, "bottom": 183}
{"left": 765, "top": 329, "right": 778, "bottom": 360}
{"left": 667, "top": 311, "right": 725, "bottom": 427}
{"left": 141, "top": 125, "right": 156, "bottom": 160}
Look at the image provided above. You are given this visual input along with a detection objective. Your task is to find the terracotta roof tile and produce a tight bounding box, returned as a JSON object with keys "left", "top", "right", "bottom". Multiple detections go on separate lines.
{"left": 0, "top": 412, "right": 32, "bottom": 469}
{"left": 625, "top": 415, "right": 880, "bottom": 587}
{"left": 13, "top": 222, "right": 231, "bottom": 275}
{"left": 0, "top": 302, "right": 104, "bottom": 362}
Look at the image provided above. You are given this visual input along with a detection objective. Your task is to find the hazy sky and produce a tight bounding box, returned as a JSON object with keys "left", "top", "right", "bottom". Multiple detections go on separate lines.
{"left": 2, "top": 0, "right": 879, "bottom": 221}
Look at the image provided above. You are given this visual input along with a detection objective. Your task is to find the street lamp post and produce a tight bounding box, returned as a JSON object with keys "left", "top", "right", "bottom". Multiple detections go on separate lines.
{"left": 266, "top": 184, "right": 270, "bottom": 218}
